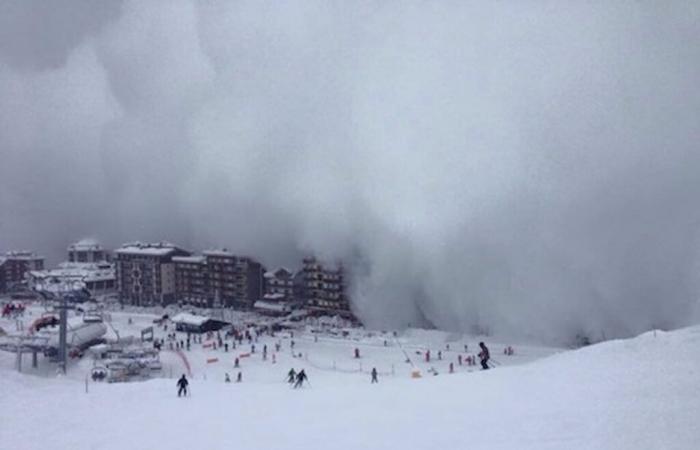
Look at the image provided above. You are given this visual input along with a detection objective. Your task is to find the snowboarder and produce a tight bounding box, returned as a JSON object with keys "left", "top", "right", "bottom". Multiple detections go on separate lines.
{"left": 294, "top": 369, "right": 307, "bottom": 388}
{"left": 177, "top": 374, "right": 189, "bottom": 397}
{"left": 371, "top": 367, "right": 378, "bottom": 384}
{"left": 287, "top": 368, "right": 297, "bottom": 384}
{"left": 478, "top": 342, "right": 490, "bottom": 370}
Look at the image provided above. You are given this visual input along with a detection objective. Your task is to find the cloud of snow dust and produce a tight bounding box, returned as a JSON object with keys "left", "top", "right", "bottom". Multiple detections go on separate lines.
{"left": 1, "top": 0, "right": 700, "bottom": 342}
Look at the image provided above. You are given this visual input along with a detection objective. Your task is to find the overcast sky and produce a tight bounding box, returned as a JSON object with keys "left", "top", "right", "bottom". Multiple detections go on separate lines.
{"left": 1, "top": 1, "right": 699, "bottom": 342}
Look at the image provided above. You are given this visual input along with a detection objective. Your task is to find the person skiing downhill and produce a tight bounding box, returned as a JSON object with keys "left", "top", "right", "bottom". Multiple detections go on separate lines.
{"left": 177, "top": 374, "right": 189, "bottom": 397}
{"left": 478, "top": 342, "right": 490, "bottom": 370}
{"left": 371, "top": 367, "right": 378, "bottom": 384}
{"left": 294, "top": 369, "right": 307, "bottom": 388}
{"left": 287, "top": 368, "right": 297, "bottom": 384}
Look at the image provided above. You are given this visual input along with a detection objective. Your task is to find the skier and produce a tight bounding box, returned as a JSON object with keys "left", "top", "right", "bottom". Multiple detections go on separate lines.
{"left": 225, "top": 373, "right": 231, "bottom": 383}
{"left": 294, "top": 369, "right": 308, "bottom": 388}
{"left": 177, "top": 374, "right": 189, "bottom": 397}
{"left": 478, "top": 342, "right": 490, "bottom": 370}
{"left": 236, "top": 372, "right": 242, "bottom": 383}
{"left": 287, "top": 368, "right": 297, "bottom": 384}
{"left": 371, "top": 367, "right": 378, "bottom": 384}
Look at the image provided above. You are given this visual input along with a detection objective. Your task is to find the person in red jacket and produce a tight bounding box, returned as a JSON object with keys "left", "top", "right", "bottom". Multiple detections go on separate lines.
{"left": 478, "top": 342, "right": 490, "bottom": 370}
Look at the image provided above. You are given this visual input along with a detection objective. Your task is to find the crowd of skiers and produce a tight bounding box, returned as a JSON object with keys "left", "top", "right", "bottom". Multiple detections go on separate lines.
{"left": 163, "top": 316, "right": 505, "bottom": 397}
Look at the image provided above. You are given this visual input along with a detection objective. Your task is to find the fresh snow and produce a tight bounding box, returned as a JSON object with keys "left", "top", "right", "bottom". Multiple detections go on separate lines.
{"left": 1, "top": 307, "right": 699, "bottom": 450}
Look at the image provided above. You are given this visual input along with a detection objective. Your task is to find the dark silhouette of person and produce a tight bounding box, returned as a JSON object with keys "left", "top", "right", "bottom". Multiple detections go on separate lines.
{"left": 294, "top": 369, "right": 307, "bottom": 388}
{"left": 478, "top": 342, "right": 490, "bottom": 370}
{"left": 177, "top": 374, "right": 189, "bottom": 397}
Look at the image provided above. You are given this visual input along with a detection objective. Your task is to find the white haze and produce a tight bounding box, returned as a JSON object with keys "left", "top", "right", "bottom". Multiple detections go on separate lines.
{"left": 1, "top": 1, "right": 699, "bottom": 342}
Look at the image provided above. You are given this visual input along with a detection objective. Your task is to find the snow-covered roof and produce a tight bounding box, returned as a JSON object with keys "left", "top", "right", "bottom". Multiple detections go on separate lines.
{"left": 171, "top": 313, "right": 210, "bottom": 326}
{"left": 115, "top": 242, "right": 182, "bottom": 256}
{"left": 27, "top": 262, "right": 115, "bottom": 291}
{"left": 264, "top": 267, "right": 294, "bottom": 279}
{"left": 4, "top": 251, "right": 43, "bottom": 261}
{"left": 68, "top": 238, "right": 103, "bottom": 251}
{"left": 172, "top": 256, "right": 206, "bottom": 264}
{"left": 263, "top": 293, "right": 286, "bottom": 300}
{"left": 254, "top": 301, "right": 291, "bottom": 313}
{"left": 202, "top": 249, "right": 235, "bottom": 257}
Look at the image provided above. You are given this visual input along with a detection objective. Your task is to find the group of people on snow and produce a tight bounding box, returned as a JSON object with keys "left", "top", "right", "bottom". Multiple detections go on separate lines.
{"left": 172, "top": 329, "right": 493, "bottom": 397}
{"left": 1, "top": 302, "right": 25, "bottom": 318}
{"left": 287, "top": 368, "right": 308, "bottom": 388}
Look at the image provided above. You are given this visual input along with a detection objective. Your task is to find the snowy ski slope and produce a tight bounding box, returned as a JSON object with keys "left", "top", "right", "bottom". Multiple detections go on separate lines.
{"left": 1, "top": 307, "right": 698, "bottom": 450}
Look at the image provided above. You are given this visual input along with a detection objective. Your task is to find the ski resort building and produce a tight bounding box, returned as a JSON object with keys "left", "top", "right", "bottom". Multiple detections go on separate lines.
{"left": 171, "top": 312, "right": 230, "bottom": 334}
{"left": 302, "top": 257, "right": 351, "bottom": 317}
{"left": 254, "top": 267, "right": 302, "bottom": 316}
{"left": 263, "top": 267, "right": 297, "bottom": 300}
{"left": 173, "top": 250, "right": 264, "bottom": 309}
{"left": 173, "top": 256, "right": 208, "bottom": 306}
{"left": 25, "top": 240, "right": 115, "bottom": 297}
{"left": 115, "top": 242, "right": 190, "bottom": 306}
{"left": 26, "top": 262, "right": 116, "bottom": 297}
{"left": 0, "top": 251, "right": 44, "bottom": 292}
{"left": 68, "top": 239, "right": 110, "bottom": 263}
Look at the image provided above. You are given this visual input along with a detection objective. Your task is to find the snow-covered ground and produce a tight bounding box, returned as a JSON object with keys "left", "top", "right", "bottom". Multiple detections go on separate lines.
{"left": 1, "top": 305, "right": 699, "bottom": 449}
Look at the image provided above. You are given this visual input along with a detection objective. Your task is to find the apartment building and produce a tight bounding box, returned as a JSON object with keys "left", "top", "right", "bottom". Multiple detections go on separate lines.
{"left": 68, "top": 239, "right": 110, "bottom": 263}
{"left": 173, "top": 249, "right": 264, "bottom": 309}
{"left": 0, "top": 251, "right": 44, "bottom": 292}
{"left": 302, "top": 256, "right": 351, "bottom": 316}
{"left": 172, "top": 255, "right": 208, "bottom": 306}
{"left": 114, "top": 242, "right": 189, "bottom": 306}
